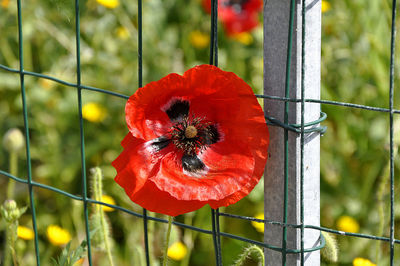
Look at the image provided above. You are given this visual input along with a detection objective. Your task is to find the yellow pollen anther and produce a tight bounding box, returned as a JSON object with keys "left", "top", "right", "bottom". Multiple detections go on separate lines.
{"left": 185, "top": 126, "right": 198, "bottom": 139}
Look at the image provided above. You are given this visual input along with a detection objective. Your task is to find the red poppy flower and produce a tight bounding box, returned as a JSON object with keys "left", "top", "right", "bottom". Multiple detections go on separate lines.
{"left": 112, "top": 65, "right": 269, "bottom": 216}
{"left": 202, "top": 0, "right": 262, "bottom": 36}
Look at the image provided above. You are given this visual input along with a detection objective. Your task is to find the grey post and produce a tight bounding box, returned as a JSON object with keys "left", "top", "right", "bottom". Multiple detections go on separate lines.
{"left": 263, "top": 0, "right": 321, "bottom": 265}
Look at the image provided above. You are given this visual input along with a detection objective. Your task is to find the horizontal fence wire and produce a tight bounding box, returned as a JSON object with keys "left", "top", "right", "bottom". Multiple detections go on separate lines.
{"left": 0, "top": 0, "right": 398, "bottom": 265}
{"left": 2, "top": 62, "right": 400, "bottom": 114}
{"left": 1, "top": 168, "right": 400, "bottom": 246}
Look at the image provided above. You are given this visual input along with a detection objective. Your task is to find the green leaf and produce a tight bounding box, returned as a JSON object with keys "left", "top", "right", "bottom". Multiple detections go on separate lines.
{"left": 51, "top": 240, "right": 87, "bottom": 266}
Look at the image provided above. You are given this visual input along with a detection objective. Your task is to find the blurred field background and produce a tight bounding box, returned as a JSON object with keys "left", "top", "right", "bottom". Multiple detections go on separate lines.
{"left": 0, "top": 0, "right": 399, "bottom": 265}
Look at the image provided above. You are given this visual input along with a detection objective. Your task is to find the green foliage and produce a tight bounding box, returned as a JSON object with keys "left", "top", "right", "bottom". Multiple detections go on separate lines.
{"left": 89, "top": 167, "right": 115, "bottom": 265}
{"left": 321, "top": 232, "right": 338, "bottom": 263}
{"left": 0, "top": 0, "right": 399, "bottom": 265}
{"left": 233, "top": 245, "right": 265, "bottom": 266}
{"left": 320, "top": 0, "right": 400, "bottom": 264}
{"left": 51, "top": 240, "right": 87, "bottom": 266}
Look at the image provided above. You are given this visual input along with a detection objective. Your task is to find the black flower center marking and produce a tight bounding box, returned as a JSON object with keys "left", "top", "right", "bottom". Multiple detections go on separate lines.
{"left": 165, "top": 99, "right": 189, "bottom": 121}
{"left": 182, "top": 154, "right": 206, "bottom": 173}
{"left": 152, "top": 99, "right": 222, "bottom": 174}
{"left": 223, "top": 0, "right": 248, "bottom": 13}
{"left": 151, "top": 136, "right": 170, "bottom": 151}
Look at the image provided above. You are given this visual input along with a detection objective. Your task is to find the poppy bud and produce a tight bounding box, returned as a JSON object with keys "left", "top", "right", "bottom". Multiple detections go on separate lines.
{"left": 3, "top": 128, "right": 24, "bottom": 153}
{"left": 1, "top": 200, "right": 21, "bottom": 222}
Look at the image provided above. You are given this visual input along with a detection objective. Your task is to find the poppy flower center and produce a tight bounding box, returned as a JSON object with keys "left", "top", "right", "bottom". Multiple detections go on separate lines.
{"left": 185, "top": 126, "right": 198, "bottom": 139}
{"left": 153, "top": 99, "right": 222, "bottom": 174}
{"left": 170, "top": 116, "right": 217, "bottom": 156}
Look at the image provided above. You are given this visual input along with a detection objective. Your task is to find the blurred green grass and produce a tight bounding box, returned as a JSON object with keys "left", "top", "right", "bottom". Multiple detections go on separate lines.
{"left": 0, "top": 0, "right": 399, "bottom": 265}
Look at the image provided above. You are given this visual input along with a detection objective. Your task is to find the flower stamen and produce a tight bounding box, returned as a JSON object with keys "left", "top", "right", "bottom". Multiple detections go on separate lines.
{"left": 170, "top": 115, "right": 217, "bottom": 155}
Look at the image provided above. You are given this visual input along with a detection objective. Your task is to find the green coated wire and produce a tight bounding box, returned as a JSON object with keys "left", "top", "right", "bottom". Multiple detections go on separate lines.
{"left": 256, "top": 93, "right": 400, "bottom": 114}
{"left": 74, "top": 0, "right": 93, "bottom": 264}
{"left": 1, "top": 0, "right": 399, "bottom": 264}
{"left": 265, "top": 112, "right": 327, "bottom": 134}
{"left": 300, "top": 0, "right": 306, "bottom": 263}
{"left": 389, "top": 0, "right": 397, "bottom": 264}
{"left": 1, "top": 62, "right": 399, "bottom": 115}
{"left": 282, "top": 0, "right": 296, "bottom": 264}
{"left": 137, "top": 1, "right": 151, "bottom": 265}
{"left": 3, "top": 167, "right": 400, "bottom": 256}
{"left": 209, "top": 0, "right": 222, "bottom": 264}
{"left": 0, "top": 64, "right": 129, "bottom": 99}
{"left": 16, "top": 0, "right": 41, "bottom": 264}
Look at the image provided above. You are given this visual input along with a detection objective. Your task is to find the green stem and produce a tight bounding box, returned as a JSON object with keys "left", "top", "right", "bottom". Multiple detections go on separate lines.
{"left": 163, "top": 216, "right": 173, "bottom": 266}
{"left": 100, "top": 206, "right": 114, "bottom": 266}
{"left": 92, "top": 167, "right": 114, "bottom": 266}
{"left": 4, "top": 223, "right": 18, "bottom": 266}
{"left": 7, "top": 151, "right": 18, "bottom": 199}
{"left": 11, "top": 246, "right": 18, "bottom": 266}
{"left": 0, "top": 38, "right": 18, "bottom": 67}
{"left": 4, "top": 230, "right": 11, "bottom": 266}
{"left": 233, "top": 245, "right": 265, "bottom": 266}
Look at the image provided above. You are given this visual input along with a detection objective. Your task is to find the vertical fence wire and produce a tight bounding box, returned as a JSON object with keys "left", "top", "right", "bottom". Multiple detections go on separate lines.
{"left": 300, "top": 0, "right": 307, "bottom": 264}
{"left": 16, "top": 0, "right": 41, "bottom": 264}
{"left": 281, "top": 0, "right": 296, "bottom": 264}
{"left": 0, "top": 0, "right": 398, "bottom": 265}
{"left": 137, "top": 1, "right": 151, "bottom": 265}
{"left": 389, "top": 0, "right": 397, "bottom": 264}
{"left": 209, "top": 1, "right": 222, "bottom": 265}
{"left": 74, "top": 0, "right": 93, "bottom": 264}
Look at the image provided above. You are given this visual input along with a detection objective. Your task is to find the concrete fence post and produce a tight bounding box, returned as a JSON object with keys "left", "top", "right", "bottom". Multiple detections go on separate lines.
{"left": 263, "top": 0, "right": 321, "bottom": 265}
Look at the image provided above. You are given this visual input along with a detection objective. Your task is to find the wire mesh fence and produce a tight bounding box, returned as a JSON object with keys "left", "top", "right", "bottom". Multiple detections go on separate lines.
{"left": 0, "top": 0, "right": 399, "bottom": 265}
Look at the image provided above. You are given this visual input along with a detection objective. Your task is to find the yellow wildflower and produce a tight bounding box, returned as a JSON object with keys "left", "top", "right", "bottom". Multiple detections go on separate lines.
{"left": 321, "top": 1, "right": 331, "bottom": 13}
{"left": 17, "top": 226, "right": 34, "bottom": 240}
{"left": 336, "top": 215, "right": 360, "bottom": 233}
{"left": 82, "top": 102, "right": 107, "bottom": 123}
{"left": 40, "top": 78, "right": 55, "bottom": 90}
{"left": 96, "top": 0, "right": 119, "bottom": 9}
{"left": 116, "top": 26, "right": 130, "bottom": 40}
{"left": 353, "top": 257, "right": 376, "bottom": 266}
{"left": 46, "top": 225, "right": 71, "bottom": 246}
{"left": 167, "top": 241, "right": 187, "bottom": 261}
{"left": 101, "top": 195, "right": 116, "bottom": 212}
{"left": 231, "top": 32, "right": 253, "bottom": 45}
{"left": 251, "top": 213, "right": 264, "bottom": 233}
{"left": 1, "top": 0, "right": 10, "bottom": 8}
{"left": 189, "top": 31, "right": 210, "bottom": 49}
{"left": 73, "top": 258, "right": 84, "bottom": 265}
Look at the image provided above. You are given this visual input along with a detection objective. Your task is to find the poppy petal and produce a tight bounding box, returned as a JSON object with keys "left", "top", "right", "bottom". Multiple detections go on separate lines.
{"left": 125, "top": 73, "right": 187, "bottom": 141}
{"left": 113, "top": 133, "right": 167, "bottom": 197}
{"left": 202, "top": 0, "right": 262, "bottom": 35}
{"left": 222, "top": 10, "right": 260, "bottom": 35}
{"left": 131, "top": 180, "right": 208, "bottom": 216}
{"left": 114, "top": 65, "right": 269, "bottom": 216}
{"left": 150, "top": 140, "right": 255, "bottom": 202}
